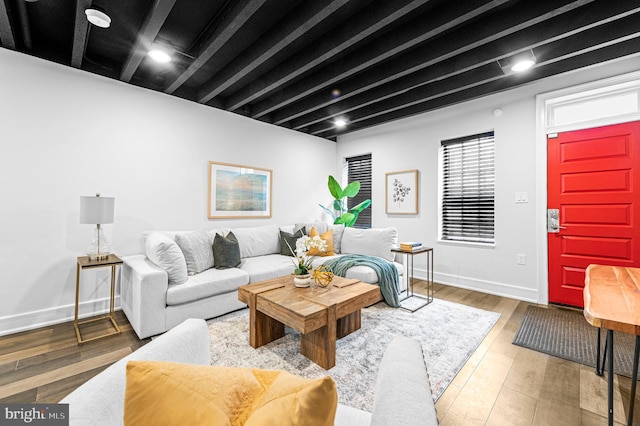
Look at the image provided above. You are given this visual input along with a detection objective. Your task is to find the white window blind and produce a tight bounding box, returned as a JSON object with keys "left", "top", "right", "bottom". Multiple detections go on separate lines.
{"left": 441, "top": 131, "right": 495, "bottom": 244}
{"left": 346, "top": 153, "right": 372, "bottom": 229}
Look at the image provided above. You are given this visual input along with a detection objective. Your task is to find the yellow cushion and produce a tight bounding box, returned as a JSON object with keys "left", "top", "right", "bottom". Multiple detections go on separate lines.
{"left": 124, "top": 361, "right": 337, "bottom": 426}
{"left": 308, "top": 227, "right": 334, "bottom": 256}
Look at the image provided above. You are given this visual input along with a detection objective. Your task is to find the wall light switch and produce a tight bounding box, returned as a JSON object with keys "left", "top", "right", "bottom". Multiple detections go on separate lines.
{"left": 515, "top": 192, "right": 528, "bottom": 203}
{"left": 516, "top": 254, "right": 526, "bottom": 265}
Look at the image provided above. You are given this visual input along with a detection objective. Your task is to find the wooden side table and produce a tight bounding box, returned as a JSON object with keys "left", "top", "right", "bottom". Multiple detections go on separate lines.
{"left": 584, "top": 264, "right": 640, "bottom": 426}
{"left": 74, "top": 254, "right": 123, "bottom": 344}
{"left": 391, "top": 246, "right": 434, "bottom": 312}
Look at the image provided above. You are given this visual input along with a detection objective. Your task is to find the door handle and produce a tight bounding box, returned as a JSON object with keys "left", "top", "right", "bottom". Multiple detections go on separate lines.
{"left": 547, "top": 209, "right": 564, "bottom": 233}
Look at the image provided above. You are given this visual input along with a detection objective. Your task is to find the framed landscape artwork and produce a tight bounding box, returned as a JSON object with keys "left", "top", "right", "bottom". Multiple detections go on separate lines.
{"left": 208, "top": 161, "right": 272, "bottom": 219}
{"left": 385, "top": 169, "right": 418, "bottom": 214}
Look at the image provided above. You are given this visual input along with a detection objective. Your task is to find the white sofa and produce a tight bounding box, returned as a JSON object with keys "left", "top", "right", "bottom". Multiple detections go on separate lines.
{"left": 120, "top": 223, "right": 405, "bottom": 339}
{"left": 61, "top": 318, "right": 438, "bottom": 426}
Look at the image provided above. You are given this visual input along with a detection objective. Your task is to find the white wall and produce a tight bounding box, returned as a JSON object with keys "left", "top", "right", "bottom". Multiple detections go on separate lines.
{"left": 337, "top": 55, "right": 640, "bottom": 303}
{"left": 0, "top": 48, "right": 337, "bottom": 335}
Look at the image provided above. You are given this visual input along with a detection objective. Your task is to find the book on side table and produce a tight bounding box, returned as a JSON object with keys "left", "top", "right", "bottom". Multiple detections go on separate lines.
{"left": 399, "top": 242, "right": 422, "bottom": 251}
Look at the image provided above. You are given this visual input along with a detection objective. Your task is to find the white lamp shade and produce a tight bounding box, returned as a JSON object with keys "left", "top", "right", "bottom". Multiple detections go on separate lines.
{"left": 79, "top": 196, "right": 115, "bottom": 224}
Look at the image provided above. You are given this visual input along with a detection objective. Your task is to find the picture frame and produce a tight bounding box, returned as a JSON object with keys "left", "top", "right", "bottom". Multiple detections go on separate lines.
{"left": 385, "top": 169, "right": 418, "bottom": 214}
{"left": 208, "top": 161, "right": 272, "bottom": 219}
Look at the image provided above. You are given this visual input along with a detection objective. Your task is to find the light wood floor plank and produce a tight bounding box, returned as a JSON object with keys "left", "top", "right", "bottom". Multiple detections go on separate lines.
{"left": 0, "top": 348, "right": 131, "bottom": 399}
{"left": 486, "top": 387, "right": 537, "bottom": 426}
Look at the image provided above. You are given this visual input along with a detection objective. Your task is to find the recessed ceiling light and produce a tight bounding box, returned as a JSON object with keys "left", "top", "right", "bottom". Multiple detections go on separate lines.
{"left": 511, "top": 59, "right": 535, "bottom": 73}
{"left": 85, "top": 7, "right": 111, "bottom": 28}
{"left": 498, "top": 49, "right": 536, "bottom": 75}
{"left": 334, "top": 118, "right": 347, "bottom": 129}
{"left": 148, "top": 49, "right": 172, "bottom": 63}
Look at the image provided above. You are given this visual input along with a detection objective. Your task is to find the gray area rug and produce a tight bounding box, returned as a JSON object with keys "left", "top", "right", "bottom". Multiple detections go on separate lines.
{"left": 207, "top": 299, "right": 500, "bottom": 411}
{"left": 513, "top": 305, "right": 638, "bottom": 378}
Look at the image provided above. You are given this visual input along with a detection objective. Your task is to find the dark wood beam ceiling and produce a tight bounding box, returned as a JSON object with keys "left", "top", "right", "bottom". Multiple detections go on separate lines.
{"left": 71, "top": 0, "right": 91, "bottom": 68}
{"left": 163, "top": 0, "right": 268, "bottom": 95}
{"left": 287, "top": 0, "right": 634, "bottom": 132}
{"left": 120, "top": 0, "right": 177, "bottom": 82}
{"left": 0, "top": 0, "right": 16, "bottom": 50}
{"left": 3, "top": 0, "right": 639, "bottom": 140}
{"left": 318, "top": 33, "right": 640, "bottom": 138}
{"left": 197, "top": 0, "right": 352, "bottom": 104}
{"left": 257, "top": 0, "right": 513, "bottom": 121}
{"left": 223, "top": 0, "right": 436, "bottom": 112}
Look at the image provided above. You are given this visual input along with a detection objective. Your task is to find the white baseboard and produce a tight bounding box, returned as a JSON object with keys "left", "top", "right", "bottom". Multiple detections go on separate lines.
{"left": 0, "top": 296, "right": 122, "bottom": 337}
{"left": 410, "top": 268, "right": 539, "bottom": 303}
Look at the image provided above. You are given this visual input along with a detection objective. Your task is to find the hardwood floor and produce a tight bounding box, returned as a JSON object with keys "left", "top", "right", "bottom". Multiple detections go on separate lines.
{"left": 0, "top": 310, "right": 150, "bottom": 404}
{"left": 0, "top": 283, "right": 635, "bottom": 424}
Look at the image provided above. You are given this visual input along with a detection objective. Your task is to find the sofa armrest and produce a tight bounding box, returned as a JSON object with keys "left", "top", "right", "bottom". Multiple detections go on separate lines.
{"left": 371, "top": 336, "right": 438, "bottom": 426}
{"left": 61, "top": 318, "right": 210, "bottom": 426}
{"left": 120, "top": 255, "right": 169, "bottom": 339}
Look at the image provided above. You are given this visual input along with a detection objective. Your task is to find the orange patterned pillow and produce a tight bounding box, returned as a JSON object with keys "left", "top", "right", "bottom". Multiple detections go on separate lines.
{"left": 308, "top": 227, "right": 334, "bottom": 256}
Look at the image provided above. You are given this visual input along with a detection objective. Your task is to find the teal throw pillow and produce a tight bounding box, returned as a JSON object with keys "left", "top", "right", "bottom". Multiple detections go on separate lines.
{"left": 280, "top": 227, "right": 305, "bottom": 256}
{"left": 213, "top": 232, "right": 241, "bottom": 269}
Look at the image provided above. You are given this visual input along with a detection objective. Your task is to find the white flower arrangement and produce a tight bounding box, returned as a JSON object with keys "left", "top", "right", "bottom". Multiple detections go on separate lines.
{"left": 287, "top": 235, "right": 328, "bottom": 275}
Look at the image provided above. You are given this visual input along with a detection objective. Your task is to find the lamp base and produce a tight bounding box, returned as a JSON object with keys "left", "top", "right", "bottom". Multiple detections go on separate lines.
{"left": 87, "top": 226, "right": 111, "bottom": 260}
{"left": 88, "top": 253, "right": 111, "bottom": 261}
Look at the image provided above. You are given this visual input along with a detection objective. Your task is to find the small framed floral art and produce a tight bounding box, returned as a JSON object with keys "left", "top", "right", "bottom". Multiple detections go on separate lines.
{"left": 385, "top": 169, "right": 418, "bottom": 214}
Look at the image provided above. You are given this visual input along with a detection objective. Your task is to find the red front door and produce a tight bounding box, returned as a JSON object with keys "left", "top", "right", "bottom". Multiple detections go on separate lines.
{"left": 547, "top": 121, "right": 640, "bottom": 307}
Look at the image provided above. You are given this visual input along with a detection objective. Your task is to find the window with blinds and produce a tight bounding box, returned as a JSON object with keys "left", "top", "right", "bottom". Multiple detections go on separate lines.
{"left": 346, "top": 153, "right": 372, "bottom": 229}
{"left": 440, "top": 131, "right": 495, "bottom": 244}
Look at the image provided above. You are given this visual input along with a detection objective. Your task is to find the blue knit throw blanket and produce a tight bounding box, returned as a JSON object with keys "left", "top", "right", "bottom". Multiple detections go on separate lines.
{"left": 322, "top": 254, "right": 400, "bottom": 308}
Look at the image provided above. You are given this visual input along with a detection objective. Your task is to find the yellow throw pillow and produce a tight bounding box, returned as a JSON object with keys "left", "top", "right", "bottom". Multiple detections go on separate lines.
{"left": 124, "top": 361, "right": 337, "bottom": 426}
{"left": 308, "top": 227, "right": 334, "bottom": 256}
{"left": 245, "top": 372, "right": 337, "bottom": 426}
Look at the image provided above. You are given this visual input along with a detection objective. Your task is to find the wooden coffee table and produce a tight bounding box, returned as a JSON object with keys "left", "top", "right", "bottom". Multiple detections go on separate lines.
{"left": 238, "top": 275, "right": 382, "bottom": 369}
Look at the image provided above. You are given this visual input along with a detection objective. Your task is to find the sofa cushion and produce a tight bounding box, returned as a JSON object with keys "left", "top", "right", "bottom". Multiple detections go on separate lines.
{"left": 341, "top": 227, "right": 397, "bottom": 262}
{"left": 166, "top": 267, "right": 248, "bottom": 306}
{"left": 280, "top": 227, "right": 305, "bottom": 256}
{"left": 175, "top": 230, "right": 214, "bottom": 275}
{"left": 308, "top": 227, "right": 334, "bottom": 256}
{"left": 145, "top": 233, "right": 188, "bottom": 285}
{"left": 232, "top": 225, "right": 280, "bottom": 258}
{"left": 312, "top": 256, "right": 403, "bottom": 284}
{"left": 329, "top": 224, "right": 345, "bottom": 254}
{"left": 124, "top": 361, "right": 337, "bottom": 426}
{"left": 213, "top": 232, "right": 241, "bottom": 269}
{"left": 240, "top": 254, "right": 294, "bottom": 283}
{"left": 295, "top": 222, "right": 328, "bottom": 236}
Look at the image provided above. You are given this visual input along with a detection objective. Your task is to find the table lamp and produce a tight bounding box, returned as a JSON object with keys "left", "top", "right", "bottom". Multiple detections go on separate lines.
{"left": 79, "top": 193, "right": 115, "bottom": 260}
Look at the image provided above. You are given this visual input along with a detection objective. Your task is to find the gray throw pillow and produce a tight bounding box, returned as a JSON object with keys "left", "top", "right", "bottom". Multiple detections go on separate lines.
{"left": 175, "top": 230, "right": 214, "bottom": 275}
{"left": 280, "top": 227, "right": 305, "bottom": 256}
{"left": 213, "top": 232, "right": 241, "bottom": 269}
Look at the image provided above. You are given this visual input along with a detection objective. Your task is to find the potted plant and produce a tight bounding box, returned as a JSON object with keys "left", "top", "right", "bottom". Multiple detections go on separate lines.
{"left": 285, "top": 235, "right": 327, "bottom": 287}
{"left": 319, "top": 175, "right": 371, "bottom": 227}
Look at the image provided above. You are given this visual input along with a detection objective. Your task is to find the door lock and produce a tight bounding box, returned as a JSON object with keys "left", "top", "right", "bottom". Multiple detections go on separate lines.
{"left": 547, "top": 209, "right": 563, "bottom": 233}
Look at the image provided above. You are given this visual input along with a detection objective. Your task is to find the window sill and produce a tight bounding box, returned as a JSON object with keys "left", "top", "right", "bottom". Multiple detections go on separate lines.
{"left": 437, "top": 239, "right": 496, "bottom": 249}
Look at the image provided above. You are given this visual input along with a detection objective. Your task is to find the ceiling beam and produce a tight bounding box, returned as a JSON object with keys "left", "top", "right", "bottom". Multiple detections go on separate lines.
{"left": 163, "top": 0, "right": 268, "bottom": 95}
{"left": 316, "top": 32, "right": 640, "bottom": 139}
{"left": 0, "top": 0, "right": 16, "bottom": 49}
{"left": 291, "top": 1, "right": 638, "bottom": 131}
{"left": 276, "top": 0, "right": 597, "bottom": 129}
{"left": 197, "top": 0, "right": 352, "bottom": 104}
{"left": 120, "top": 0, "right": 177, "bottom": 82}
{"left": 253, "top": 0, "right": 511, "bottom": 121}
{"left": 224, "top": 0, "right": 436, "bottom": 112}
{"left": 15, "top": 0, "right": 31, "bottom": 50}
{"left": 71, "top": 0, "right": 92, "bottom": 68}
{"left": 323, "top": 41, "right": 640, "bottom": 139}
